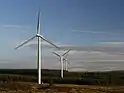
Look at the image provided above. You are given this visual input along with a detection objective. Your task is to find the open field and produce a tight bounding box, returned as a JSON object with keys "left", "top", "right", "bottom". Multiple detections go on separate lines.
{"left": 0, "top": 69, "right": 124, "bottom": 86}
{"left": 0, "top": 69, "right": 123, "bottom": 92}
{"left": 0, "top": 82, "right": 123, "bottom": 93}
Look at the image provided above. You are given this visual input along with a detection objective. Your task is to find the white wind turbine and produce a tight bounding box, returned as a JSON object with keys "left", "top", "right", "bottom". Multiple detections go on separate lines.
{"left": 14, "top": 11, "right": 59, "bottom": 84}
{"left": 63, "top": 53, "right": 71, "bottom": 71}
{"left": 52, "top": 49, "right": 71, "bottom": 78}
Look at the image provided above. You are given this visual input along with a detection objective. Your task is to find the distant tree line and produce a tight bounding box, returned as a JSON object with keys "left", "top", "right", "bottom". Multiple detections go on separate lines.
{"left": 0, "top": 69, "right": 123, "bottom": 85}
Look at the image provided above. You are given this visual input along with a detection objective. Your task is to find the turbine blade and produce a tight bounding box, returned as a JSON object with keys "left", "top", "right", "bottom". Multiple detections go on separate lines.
{"left": 37, "top": 10, "right": 41, "bottom": 34}
{"left": 63, "top": 59, "right": 70, "bottom": 65}
{"left": 62, "top": 49, "right": 72, "bottom": 56}
{"left": 39, "top": 35, "right": 60, "bottom": 49}
{"left": 52, "top": 52, "right": 61, "bottom": 57}
{"left": 63, "top": 58, "right": 70, "bottom": 66}
{"left": 67, "top": 61, "right": 71, "bottom": 66}
{"left": 64, "top": 53, "right": 68, "bottom": 59}
{"left": 14, "top": 35, "right": 36, "bottom": 50}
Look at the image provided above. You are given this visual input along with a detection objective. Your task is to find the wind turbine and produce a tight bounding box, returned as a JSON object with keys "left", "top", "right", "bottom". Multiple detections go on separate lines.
{"left": 14, "top": 10, "right": 59, "bottom": 84}
{"left": 63, "top": 52, "right": 71, "bottom": 71}
{"left": 52, "top": 49, "right": 71, "bottom": 78}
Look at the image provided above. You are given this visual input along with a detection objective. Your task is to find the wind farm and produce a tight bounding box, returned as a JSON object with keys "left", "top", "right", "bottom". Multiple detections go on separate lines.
{"left": 0, "top": 10, "right": 123, "bottom": 93}
{"left": 52, "top": 49, "right": 72, "bottom": 78}
{"left": 0, "top": 0, "right": 124, "bottom": 93}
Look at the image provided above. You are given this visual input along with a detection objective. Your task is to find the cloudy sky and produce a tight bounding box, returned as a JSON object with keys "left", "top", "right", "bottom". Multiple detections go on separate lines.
{"left": 0, "top": 0, "right": 124, "bottom": 72}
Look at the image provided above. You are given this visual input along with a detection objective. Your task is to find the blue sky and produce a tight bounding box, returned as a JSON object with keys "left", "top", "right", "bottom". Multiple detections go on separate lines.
{"left": 1, "top": 0, "right": 124, "bottom": 44}
{"left": 0, "top": 0, "right": 124, "bottom": 71}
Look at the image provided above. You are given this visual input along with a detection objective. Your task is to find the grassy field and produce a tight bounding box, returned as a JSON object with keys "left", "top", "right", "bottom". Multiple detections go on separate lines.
{"left": 0, "top": 82, "right": 123, "bottom": 93}
{"left": 0, "top": 69, "right": 124, "bottom": 86}
{"left": 0, "top": 69, "right": 123, "bottom": 92}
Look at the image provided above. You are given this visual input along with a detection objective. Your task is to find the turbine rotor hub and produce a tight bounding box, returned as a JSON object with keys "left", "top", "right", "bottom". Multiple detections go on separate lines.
{"left": 36, "top": 34, "right": 41, "bottom": 37}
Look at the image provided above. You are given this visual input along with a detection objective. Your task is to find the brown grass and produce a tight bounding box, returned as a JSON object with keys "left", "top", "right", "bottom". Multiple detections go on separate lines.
{"left": 0, "top": 82, "right": 123, "bottom": 93}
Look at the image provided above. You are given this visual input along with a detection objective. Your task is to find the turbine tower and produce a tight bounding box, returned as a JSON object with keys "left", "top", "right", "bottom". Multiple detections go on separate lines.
{"left": 63, "top": 53, "right": 70, "bottom": 71}
{"left": 14, "top": 10, "right": 59, "bottom": 84}
{"left": 52, "top": 49, "right": 71, "bottom": 78}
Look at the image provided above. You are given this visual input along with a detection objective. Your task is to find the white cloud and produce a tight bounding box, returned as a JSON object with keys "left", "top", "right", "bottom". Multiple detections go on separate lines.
{"left": 1, "top": 24, "right": 29, "bottom": 29}
{"left": 72, "top": 30, "right": 121, "bottom": 36}
{"left": 100, "top": 41, "right": 124, "bottom": 46}
{"left": 2, "top": 39, "right": 124, "bottom": 72}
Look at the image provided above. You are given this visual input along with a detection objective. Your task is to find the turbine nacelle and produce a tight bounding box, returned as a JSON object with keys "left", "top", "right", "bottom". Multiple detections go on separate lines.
{"left": 36, "top": 34, "right": 41, "bottom": 37}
